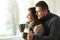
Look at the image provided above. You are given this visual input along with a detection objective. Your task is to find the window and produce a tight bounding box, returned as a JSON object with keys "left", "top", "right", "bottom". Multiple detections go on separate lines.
{"left": 0, "top": 0, "right": 19, "bottom": 37}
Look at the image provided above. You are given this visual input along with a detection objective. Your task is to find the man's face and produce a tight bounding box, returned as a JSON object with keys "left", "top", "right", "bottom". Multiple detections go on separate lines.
{"left": 36, "top": 7, "right": 47, "bottom": 19}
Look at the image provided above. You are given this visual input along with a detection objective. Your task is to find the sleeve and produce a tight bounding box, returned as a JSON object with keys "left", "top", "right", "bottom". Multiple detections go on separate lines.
{"left": 33, "top": 35, "right": 48, "bottom": 40}
{"left": 25, "top": 22, "right": 29, "bottom": 28}
{"left": 24, "top": 22, "right": 29, "bottom": 33}
{"left": 22, "top": 32, "right": 28, "bottom": 39}
{"left": 48, "top": 17, "right": 60, "bottom": 40}
{"left": 33, "top": 17, "right": 60, "bottom": 40}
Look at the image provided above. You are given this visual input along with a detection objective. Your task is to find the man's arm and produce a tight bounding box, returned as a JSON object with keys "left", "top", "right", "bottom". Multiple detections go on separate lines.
{"left": 48, "top": 17, "right": 60, "bottom": 40}
{"left": 39, "top": 17, "right": 60, "bottom": 40}
{"left": 27, "top": 17, "right": 60, "bottom": 40}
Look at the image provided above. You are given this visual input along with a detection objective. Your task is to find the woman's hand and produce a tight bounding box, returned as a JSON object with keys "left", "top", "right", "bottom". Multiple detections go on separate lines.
{"left": 27, "top": 32, "right": 34, "bottom": 40}
{"left": 28, "top": 22, "right": 33, "bottom": 32}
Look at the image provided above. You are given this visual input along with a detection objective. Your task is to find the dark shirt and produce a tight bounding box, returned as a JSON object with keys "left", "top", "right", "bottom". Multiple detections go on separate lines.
{"left": 33, "top": 12, "right": 60, "bottom": 40}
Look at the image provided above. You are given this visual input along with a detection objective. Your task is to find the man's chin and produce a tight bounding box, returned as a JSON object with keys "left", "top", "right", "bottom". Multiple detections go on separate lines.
{"left": 38, "top": 17, "right": 41, "bottom": 19}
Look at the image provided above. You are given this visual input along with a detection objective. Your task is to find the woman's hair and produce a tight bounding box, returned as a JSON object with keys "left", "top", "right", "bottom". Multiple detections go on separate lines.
{"left": 28, "top": 7, "right": 36, "bottom": 17}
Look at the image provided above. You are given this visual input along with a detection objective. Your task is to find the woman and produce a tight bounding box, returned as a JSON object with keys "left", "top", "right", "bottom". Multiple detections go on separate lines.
{"left": 18, "top": 7, "right": 40, "bottom": 40}
{"left": 25, "top": 7, "right": 40, "bottom": 33}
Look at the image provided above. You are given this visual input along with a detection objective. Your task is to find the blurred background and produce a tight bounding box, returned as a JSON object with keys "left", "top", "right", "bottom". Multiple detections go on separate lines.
{"left": 0, "top": 0, "right": 60, "bottom": 40}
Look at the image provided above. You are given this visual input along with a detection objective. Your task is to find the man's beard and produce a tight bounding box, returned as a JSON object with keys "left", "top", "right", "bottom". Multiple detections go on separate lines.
{"left": 38, "top": 15, "right": 45, "bottom": 20}
{"left": 38, "top": 16, "right": 42, "bottom": 19}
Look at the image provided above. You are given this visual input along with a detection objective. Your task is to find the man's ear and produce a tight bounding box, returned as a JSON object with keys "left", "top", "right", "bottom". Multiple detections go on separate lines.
{"left": 44, "top": 9, "right": 48, "bottom": 16}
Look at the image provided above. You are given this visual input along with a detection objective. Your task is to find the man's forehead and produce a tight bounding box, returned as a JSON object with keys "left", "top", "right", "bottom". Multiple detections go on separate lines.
{"left": 36, "top": 7, "right": 42, "bottom": 11}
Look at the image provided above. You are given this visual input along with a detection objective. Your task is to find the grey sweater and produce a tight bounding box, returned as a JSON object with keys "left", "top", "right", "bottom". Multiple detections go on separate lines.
{"left": 33, "top": 13, "right": 60, "bottom": 40}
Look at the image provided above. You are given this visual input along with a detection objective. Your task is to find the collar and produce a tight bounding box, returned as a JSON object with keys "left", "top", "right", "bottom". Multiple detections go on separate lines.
{"left": 40, "top": 12, "right": 52, "bottom": 22}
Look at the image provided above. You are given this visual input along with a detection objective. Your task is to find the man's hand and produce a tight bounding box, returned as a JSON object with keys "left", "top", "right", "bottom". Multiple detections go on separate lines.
{"left": 27, "top": 32, "right": 34, "bottom": 40}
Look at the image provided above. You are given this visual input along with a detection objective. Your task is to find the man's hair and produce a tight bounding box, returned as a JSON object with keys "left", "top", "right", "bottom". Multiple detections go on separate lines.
{"left": 35, "top": 1, "right": 49, "bottom": 11}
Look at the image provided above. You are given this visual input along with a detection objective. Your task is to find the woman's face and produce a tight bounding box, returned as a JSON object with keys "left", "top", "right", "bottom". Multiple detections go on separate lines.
{"left": 27, "top": 10, "right": 34, "bottom": 22}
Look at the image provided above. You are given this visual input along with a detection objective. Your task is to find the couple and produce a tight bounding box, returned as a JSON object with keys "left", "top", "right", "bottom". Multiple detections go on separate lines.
{"left": 26, "top": 1, "right": 60, "bottom": 40}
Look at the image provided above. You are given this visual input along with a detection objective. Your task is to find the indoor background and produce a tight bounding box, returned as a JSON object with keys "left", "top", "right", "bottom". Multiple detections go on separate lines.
{"left": 0, "top": 0, "right": 60, "bottom": 40}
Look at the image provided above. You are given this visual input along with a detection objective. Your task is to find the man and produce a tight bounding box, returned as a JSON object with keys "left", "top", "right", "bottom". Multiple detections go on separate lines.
{"left": 27, "top": 1, "right": 60, "bottom": 40}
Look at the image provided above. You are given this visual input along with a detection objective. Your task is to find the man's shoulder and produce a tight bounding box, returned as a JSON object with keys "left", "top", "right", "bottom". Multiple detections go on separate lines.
{"left": 50, "top": 13, "right": 60, "bottom": 21}
{"left": 47, "top": 13, "right": 60, "bottom": 26}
